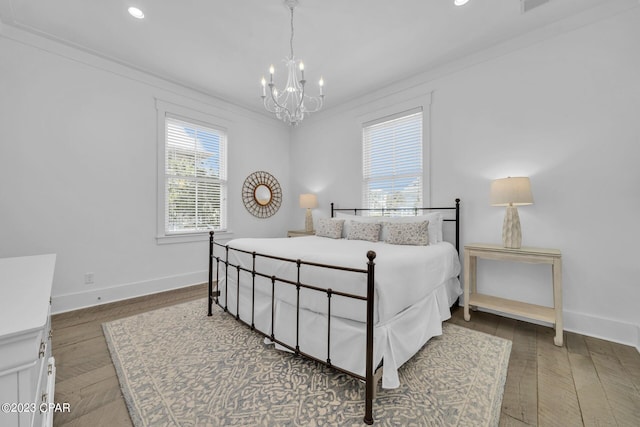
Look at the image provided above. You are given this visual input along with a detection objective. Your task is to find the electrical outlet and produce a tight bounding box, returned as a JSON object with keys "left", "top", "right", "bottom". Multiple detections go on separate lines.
{"left": 84, "top": 272, "right": 94, "bottom": 285}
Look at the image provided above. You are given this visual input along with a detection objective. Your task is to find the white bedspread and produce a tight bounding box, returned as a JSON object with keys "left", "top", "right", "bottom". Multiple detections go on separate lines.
{"left": 218, "top": 236, "right": 461, "bottom": 324}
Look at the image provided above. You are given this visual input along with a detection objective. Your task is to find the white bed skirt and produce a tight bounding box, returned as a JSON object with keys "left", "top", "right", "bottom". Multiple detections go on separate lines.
{"left": 218, "top": 276, "right": 461, "bottom": 389}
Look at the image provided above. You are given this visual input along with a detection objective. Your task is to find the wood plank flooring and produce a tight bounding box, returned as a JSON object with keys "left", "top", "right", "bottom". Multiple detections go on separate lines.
{"left": 51, "top": 286, "right": 640, "bottom": 426}
{"left": 51, "top": 284, "right": 207, "bottom": 427}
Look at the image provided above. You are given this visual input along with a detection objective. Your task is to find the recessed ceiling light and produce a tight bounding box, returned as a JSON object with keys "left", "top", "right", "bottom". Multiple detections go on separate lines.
{"left": 128, "top": 6, "right": 145, "bottom": 19}
{"left": 454, "top": 0, "right": 470, "bottom": 6}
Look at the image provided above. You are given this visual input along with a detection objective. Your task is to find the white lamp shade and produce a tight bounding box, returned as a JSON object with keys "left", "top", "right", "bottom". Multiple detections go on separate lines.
{"left": 490, "top": 177, "right": 533, "bottom": 206}
{"left": 299, "top": 193, "right": 318, "bottom": 209}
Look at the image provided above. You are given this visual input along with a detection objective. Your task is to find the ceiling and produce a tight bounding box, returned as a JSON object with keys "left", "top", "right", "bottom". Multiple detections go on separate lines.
{"left": 0, "top": 0, "right": 613, "bottom": 117}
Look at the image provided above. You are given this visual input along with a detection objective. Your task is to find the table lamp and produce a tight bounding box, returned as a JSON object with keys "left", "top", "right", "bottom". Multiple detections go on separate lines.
{"left": 490, "top": 177, "right": 533, "bottom": 249}
{"left": 299, "top": 193, "right": 318, "bottom": 232}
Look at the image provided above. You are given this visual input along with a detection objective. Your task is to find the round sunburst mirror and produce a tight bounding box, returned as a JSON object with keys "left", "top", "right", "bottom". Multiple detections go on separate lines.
{"left": 242, "top": 171, "right": 282, "bottom": 218}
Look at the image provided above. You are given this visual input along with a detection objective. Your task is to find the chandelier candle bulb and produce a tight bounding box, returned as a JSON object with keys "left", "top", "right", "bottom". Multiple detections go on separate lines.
{"left": 261, "top": 77, "right": 266, "bottom": 97}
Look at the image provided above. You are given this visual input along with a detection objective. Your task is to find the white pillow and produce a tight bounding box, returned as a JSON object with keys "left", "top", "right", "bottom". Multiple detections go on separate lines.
{"left": 315, "top": 218, "right": 345, "bottom": 239}
{"left": 426, "top": 212, "right": 444, "bottom": 243}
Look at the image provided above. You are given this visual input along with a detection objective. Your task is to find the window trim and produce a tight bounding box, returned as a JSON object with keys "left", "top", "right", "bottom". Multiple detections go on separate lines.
{"left": 156, "top": 99, "right": 233, "bottom": 244}
{"left": 359, "top": 93, "right": 432, "bottom": 209}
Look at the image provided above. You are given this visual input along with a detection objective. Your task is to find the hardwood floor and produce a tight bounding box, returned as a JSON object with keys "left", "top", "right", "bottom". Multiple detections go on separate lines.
{"left": 51, "top": 284, "right": 207, "bottom": 427}
{"left": 51, "top": 286, "right": 640, "bottom": 426}
{"left": 447, "top": 309, "right": 640, "bottom": 427}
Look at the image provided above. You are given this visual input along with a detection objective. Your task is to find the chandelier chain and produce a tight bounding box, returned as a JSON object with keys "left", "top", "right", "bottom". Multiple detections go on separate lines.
{"left": 289, "top": 6, "right": 295, "bottom": 59}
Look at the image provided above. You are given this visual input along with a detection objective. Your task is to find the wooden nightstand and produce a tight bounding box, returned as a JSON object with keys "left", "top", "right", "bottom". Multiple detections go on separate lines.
{"left": 287, "top": 230, "right": 315, "bottom": 237}
{"left": 463, "top": 243, "right": 563, "bottom": 346}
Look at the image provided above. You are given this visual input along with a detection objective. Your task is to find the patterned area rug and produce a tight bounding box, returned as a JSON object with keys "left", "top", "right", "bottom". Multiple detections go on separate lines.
{"left": 103, "top": 299, "right": 511, "bottom": 427}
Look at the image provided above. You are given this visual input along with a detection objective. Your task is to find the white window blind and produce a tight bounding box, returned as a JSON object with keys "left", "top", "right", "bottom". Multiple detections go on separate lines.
{"left": 362, "top": 109, "right": 423, "bottom": 212}
{"left": 165, "top": 116, "right": 227, "bottom": 234}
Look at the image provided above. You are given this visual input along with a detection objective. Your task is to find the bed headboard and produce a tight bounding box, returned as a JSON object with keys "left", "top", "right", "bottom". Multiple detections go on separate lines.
{"left": 330, "top": 198, "right": 461, "bottom": 253}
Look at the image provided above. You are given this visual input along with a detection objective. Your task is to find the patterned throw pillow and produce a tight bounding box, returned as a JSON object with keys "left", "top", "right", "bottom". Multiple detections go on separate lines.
{"left": 335, "top": 212, "right": 381, "bottom": 238}
{"left": 347, "top": 221, "right": 381, "bottom": 242}
{"left": 316, "top": 218, "right": 345, "bottom": 239}
{"left": 384, "top": 221, "right": 429, "bottom": 246}
{"left": 379, "top": 213, "right": 442, "bottom": 245}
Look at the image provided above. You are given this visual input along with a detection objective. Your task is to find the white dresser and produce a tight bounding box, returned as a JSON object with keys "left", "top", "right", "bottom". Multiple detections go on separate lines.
{"left": 0, "top": 254, "right": 56, "bottom": 427}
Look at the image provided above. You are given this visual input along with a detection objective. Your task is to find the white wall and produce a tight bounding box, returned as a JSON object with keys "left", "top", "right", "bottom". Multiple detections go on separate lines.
{"left": 290, "top": 7, "right": 640, "bottom": 348}
{"left": 0, "top": 28, "right": 291, "bottom": 313}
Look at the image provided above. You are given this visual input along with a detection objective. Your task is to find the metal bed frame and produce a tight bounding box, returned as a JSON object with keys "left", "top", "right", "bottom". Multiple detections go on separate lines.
{"left": 208, "top": 198, "right": 460, "bottom": 424}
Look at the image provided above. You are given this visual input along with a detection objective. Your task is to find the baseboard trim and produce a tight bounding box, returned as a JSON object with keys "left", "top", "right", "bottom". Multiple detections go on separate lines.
{"left": 564, "top": 309, "right": 639, "bottom": 350}
{"left": 473, "top": 306, "right": 640, "bottom": 350}
{"left": 51, "top": 270, "right": 207, "bottom": 315}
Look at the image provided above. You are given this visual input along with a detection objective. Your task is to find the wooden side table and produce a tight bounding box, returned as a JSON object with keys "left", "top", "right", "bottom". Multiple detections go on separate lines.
{"left": 287, "top": 230, "right": 315, "bottom": 237}
{"left": 463, "top": 243, "right": 563, "bottom": 346}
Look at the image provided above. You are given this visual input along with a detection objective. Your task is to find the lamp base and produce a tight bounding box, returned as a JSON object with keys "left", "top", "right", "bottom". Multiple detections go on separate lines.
{"left": 502, "top": 206, "right": 522, "bottom": 249}
{"left": 305, "top": 208, "right": 314, "bottom": 233}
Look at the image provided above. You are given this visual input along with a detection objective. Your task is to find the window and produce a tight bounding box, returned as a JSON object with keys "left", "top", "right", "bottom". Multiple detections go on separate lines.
{"left": 164, "top": 116, "right": 227, "bottom": 234}
{"left": 362, "top": 108, "right": 423, "bottom": 211}
{"left": 155, "top": 99, "right": 229, "bottom": 244}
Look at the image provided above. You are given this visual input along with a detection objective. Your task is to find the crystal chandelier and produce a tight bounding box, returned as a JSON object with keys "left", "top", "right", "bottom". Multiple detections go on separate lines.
{"left": 261, "top": 0, "right": 324, "bottom": 126}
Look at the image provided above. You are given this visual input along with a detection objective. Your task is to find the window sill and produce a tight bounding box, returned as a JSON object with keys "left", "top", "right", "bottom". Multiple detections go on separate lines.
{"left": 156, "top": 230, "right": 234, "bottom": 245}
